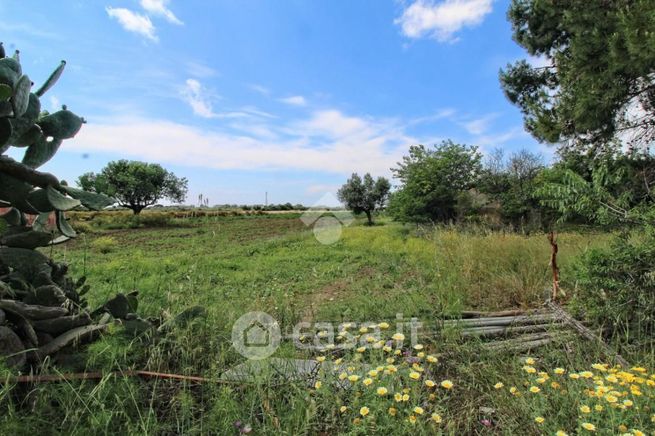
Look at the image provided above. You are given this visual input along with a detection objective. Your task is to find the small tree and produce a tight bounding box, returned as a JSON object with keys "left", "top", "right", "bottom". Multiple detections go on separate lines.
{"left": 389, "top": 140, "right": 482, "bottom": 223}
{"left": 337, "top": 173, "right": 390, "bottom": 225}
{"left": 78, "top": 160, "right": 188, "bottom": 214}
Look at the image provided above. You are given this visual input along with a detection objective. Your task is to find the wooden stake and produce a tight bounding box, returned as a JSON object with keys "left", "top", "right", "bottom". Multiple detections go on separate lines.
{"left": 548, "top": 231, "right": 560, "bottom": 301}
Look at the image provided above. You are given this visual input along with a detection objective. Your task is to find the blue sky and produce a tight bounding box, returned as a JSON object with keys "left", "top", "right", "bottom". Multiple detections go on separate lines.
{"left": 1, "top": 0, "right": 552, "bottom": 206}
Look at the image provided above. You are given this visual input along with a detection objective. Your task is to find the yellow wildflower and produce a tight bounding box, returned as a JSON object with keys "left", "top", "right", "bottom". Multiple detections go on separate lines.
{"left": 494, "top": 382, "right": 504, "bottom": 389}
{"left": 580, "top": 371, "right": 594, "bottom": 379}
{"left": 622, "top": 399, "right": 633, "bottom": 407}
{"left": 338, "top": 372, "right": 347, "bottom": 380}
{"left": 594, "top": 404, "right": 603, "bottom": 412}
{"left": 316, "top": 356, "right": 326, "bottom": 363}
{"left": 522, "top": 365, "right": 537, "bottom": 374}
{"left": 551, "top": 382, "right": 561, "bottom": 389}
{"left": 441, "top": 380, "right": 454, "bottom": 389}
{"left": 388, "top": 407, "right": 397, "bottom": 416}
{"left": 378, "top": 322, "right": 390, "bottom": 329}
{"left": 554, "top": 368, "right": 566, "bottom": 375}
{"left": 394, "top": 393, "right": 402, "bottom": 402}
{"left": 402, "top": 393, "right": 410, "bottom": 401}
{"left": 356, "top": 346, "right": 366, "bottom": 353}
{"left": 509, "top": 386, "right": 518, "bottom": 395}
{"left": 363, "top": 378, "right": 373, "bottom": 386}
{"left": 580, "top": 405, "right": 591, "bottom": 414}
{"left": 359, "top": 406, "right": 369, "bottom": 417}
{"left": 556, "top": 431, "right": 568, "bottom": 436}
{"left": 525, "top": 357, "right": 535, "bottom": 365}
{"left": 348, "top": 375, "right": 360, "bottom": 382}
{"left": 413, "top": 406, "right": 424, "bottom": 415}
{"left": 427, "top": 355, "right": 438, "bottom": 363}
{"left": 431, "top": 413, "right": 442, "bottom": 423}
{"left": 581, "top": 422, "right": 596, "bottom": 431}
{"left": 536, "top": 377, "right": 547, "bottom": 384}
{"left": 392, "top": 333, "right": 405, "bottom": 341}
{"left": 368, "top": 369, "right": 379, "bottom": 377}
{"left": 529, "top": 386, "right": 541, "bottom": 393}
{"left": 605, "top": 394, "right": 618, "bottom": 403}
{"left": 413, "top": 344, "right": 424, "bottom": 350}
{"left": 359, "top": 326, "right": 368, "bottom": 334}
{"left": 408, "top": 415, "right": 417, "bottom": 424}
{"left": 377, "top": 387, "right": 388, "bottom": 396}
{"left": 534, "top": 416, "right": 544, "bottom": 424}
{"left": 409, "top": 371, "right": 421, "bottom": 380}
{"left": 569, "top": 373, "right": 580, "bottom": 380}
{"left": 425, "top": 380, "right": 436, "bottom": 388}
{"left": 314, "top": 381, "right": 322, "bottom": 389}
{"left": 339, "top": 406, "right": 347, "bottom": 413}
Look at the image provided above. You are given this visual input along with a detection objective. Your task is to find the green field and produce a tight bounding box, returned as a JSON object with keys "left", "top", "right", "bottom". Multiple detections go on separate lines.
{"left": 2, "top": 213, "right": 653, "bottom": 435}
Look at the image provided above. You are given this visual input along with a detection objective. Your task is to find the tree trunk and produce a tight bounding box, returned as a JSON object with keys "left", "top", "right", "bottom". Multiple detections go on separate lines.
{"left": 365, "top": 210, "right": 373, "bottom": 225}
{"left": 130, "top": 205, "right": 144, "bottom": 215}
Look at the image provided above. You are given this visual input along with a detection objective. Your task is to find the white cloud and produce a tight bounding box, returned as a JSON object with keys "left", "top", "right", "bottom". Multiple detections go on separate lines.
{"left": 248, "top": 84, "right": 271, "bottom": 96}
{"left": 106, "top": 7, "right": 157, "bottom": 41}
{"left": 140, "top": 0, "right": 183, "bottom": 25}
{"left": 68, "top": 109, "right": 415, "bottom": 176}
{"left": 395, "top": 0, "right": 493, "bottom": 42}
{"left": 49, "top": 96, "right": 60, "bottom": 111}
{"left": 280, "top": 95, "right": 307, "bottom": 106}
{"left": 461, "top": 113, "right": 498, "bottom": 135}
{"left": 181, "top": 79, "right": 219, "bottom": 118}
{"left": 186, "top": 61, "right": 218, "bottom": 78}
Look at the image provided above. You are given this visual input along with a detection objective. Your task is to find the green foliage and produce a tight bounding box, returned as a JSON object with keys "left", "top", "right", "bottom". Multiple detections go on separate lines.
{"left": 389, "top": 140, "right": 482, "bottom": 223}
{"left": 337, "top": 172, "right": 390, "bottom": 225}
{"left": 479, "top": 148, "right": 545, "bottom": 228}
{"left": 536, "top": 150, "right": 655, "bottom": 225}
{"left": 91, "top": 236, "right": 118, "bottom": 254}
{"left": 572, "top": 227, "right": 655, "bottom": 349}
{"left": 78, "top": 160, "right": 188, "bottom": 215}
{"left": 0, "top": 43, "right": 112, "bottom": 249}
{"left": 501, "top": 0, "right": 655, "bottom": 150}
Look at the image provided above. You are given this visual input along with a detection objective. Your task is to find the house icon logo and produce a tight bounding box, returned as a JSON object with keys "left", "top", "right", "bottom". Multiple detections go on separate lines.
{"left": 232, "top": 311, "right": 281, "bottom": 360}
{"left": 300, "top": 193, "right": 354, "bottom": 245}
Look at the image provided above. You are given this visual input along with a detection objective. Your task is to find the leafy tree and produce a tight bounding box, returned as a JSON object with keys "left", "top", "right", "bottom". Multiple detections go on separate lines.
{"left": 479, "top": 148, "right": 545, "bottom": 227}
{"left": 337, "top": 173, "right": 390, "bottom": 225}
{"left": 78, "top": 160, "right": 188, "bottom": 214}
{"left": 389, "top": 140, "right": 482, "bottom": 223}
{"left": 535, "top": 149, "right": 655, "bottom": 226}
{"left": 500, "top": 0, "right": 655, "bottom": 151}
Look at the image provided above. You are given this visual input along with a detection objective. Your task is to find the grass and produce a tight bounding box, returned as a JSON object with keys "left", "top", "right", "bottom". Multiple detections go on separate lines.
{"left": 3, "top": 212, "right": 652, "bottom": 434}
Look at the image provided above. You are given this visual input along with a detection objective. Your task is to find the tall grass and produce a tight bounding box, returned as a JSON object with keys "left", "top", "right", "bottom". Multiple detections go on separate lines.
{"left": 2, "top": 215, "right": 641, "bottom": 435}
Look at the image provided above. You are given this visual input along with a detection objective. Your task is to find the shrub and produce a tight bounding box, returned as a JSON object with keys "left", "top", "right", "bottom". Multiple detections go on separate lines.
{"left": 572, "top": 227, "right": 655, "bottom": 348}
{"left": 91, "top": 236, "right": 118, "bottom": 254}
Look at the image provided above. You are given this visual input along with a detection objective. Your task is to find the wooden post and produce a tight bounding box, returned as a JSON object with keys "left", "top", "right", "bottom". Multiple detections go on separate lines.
{"left": 548, "top": 231, "right": 560, "bottom": 301}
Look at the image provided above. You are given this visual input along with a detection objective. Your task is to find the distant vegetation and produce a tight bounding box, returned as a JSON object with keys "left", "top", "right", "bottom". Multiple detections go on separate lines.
{"left": 78, "top": 160, "right": 188, "bottom": 215}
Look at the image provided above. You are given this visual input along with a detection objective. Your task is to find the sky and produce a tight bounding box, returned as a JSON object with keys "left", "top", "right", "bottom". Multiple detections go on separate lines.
{"left": 1, "top": 0, "right": 554, "bottom": 206}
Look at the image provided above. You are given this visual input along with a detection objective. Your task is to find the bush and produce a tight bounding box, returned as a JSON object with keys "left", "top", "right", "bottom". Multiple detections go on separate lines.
{"left": 91, "top": 236, "right": 118, "bottom": 254}
{"left": 572, "top": 227, "right": 655, "bottom": 348}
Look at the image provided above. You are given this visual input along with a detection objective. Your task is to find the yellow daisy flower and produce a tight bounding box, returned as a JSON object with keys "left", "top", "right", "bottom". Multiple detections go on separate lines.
{"left": 431, "top": 413, "right": 442, "bottom": 423}
{"left": 359, "top": 406, "right": 369, "bottom": 417}
{"left": 441, "top": 380, "right": 454, "bottom": 389}
{"left": 581, "top": 422, "right": 596, "bottom": 431}
{"left": 376, "top": 387, "right": 388, "bottom": 396}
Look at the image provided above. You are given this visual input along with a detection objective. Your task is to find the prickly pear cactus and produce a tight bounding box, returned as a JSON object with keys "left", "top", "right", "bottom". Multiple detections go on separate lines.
{"left": 0, "top": 43, "right": 117, "bottom": 368}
